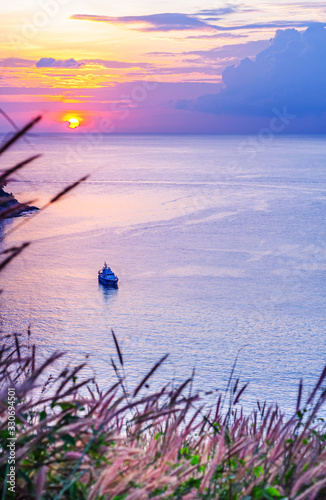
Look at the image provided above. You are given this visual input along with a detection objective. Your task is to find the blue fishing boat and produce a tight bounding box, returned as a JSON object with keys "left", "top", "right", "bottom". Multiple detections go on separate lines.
{"left": 98, "top": 263, "right": 119, "bottom": 288}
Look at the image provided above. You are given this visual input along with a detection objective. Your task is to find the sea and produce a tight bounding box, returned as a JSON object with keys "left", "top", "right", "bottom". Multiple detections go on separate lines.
{"left": 1, "top": 133, "right": 325, "bottom": 413}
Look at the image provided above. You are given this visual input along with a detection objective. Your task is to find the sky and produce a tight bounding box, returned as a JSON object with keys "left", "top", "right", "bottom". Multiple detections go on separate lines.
{"left": 0, "top": 0, "right": 325, "bottom": 133}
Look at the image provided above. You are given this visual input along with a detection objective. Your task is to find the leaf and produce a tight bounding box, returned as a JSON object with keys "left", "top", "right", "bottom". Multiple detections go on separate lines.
{"left": 62, "top": 434, "right": 76, "bottom": 446}
{"left": 190, "top": 455, "right": 200, "bottom": 466}
{"left": 264, "top": 486, "right": 282, "bottom": 498}
{"left": 57, "top": 402, "right": 77, "bottom": 411}
{"left": 213, "top": 422, "right": 221, "bottom": 433}
{"left": 39, "top": 410, "right": 47, "bottom": 421}
{"left": 253, "top": 487, "right": 264, "bottom": 499}
{"left": 254, "top": 465, "right": 264, "bottom": 478}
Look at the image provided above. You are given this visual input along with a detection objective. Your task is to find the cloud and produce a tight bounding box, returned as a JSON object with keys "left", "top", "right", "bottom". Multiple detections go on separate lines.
{"left": 146, "top": 40, "right": 269, "bottom": 61}
{"left": 145, "top": 40, "right": 269, "bottom": 78}
{"left": 178, "top": 24, "right": 326, "bottom": 117}
{"left": 196, "top": 7, "right": 239, "bottom": 16}
{"left": 70, "top": 13, "right": 216, "bottom": 32}
{"left": 82, "top": 59, "right": 153, "bottom": 69}
{"left": 186, "top": 33, "right": 248, "bottom": 40}
{"left": 0, "top": 58, "right": 35, "bottom": 67}
{"left": 195, "top": 6, "right": 240, "bottom": 19}
{"left": 34, "top": 57, "right": 152, "bottom": 71}
{"left": 145, "top": 52, "right": 174, "bottom": 57}
{"left": 200, "top": 20, "right": 322, "bottom": 32}
{"left": 0, "top": 87, "right": 61, "bottom": 95}
{"left": 128, "top": 66, "right": 222, "bottom": 77}
{"left": 71, "top": 12, "right": 325, "bottom": 33}
{"left": 36, "top": 58, "right": 84, "bottom": 68}
{"left": 183, "top": 40, "right": 270, "bottom": 61}
{"left": 69, "top": 6, "right": 248, "bottom": 34}
{"left": 216, "top": 20, "right": 324, "bottom": 31}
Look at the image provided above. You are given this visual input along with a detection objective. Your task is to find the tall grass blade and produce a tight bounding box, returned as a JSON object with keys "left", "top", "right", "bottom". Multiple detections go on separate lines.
{"left": 133, "top": 354, "right": 169, "bottom": 397}
{"left": 0, "top": 155, "right": 41, "bottom": 183}
{"left": 112, "top": 329, "right": 123, "bottom": 366}
{"left": 50, "top": 175, "right": 89, "bottom": 204}
{"left": 0, "top": 115, "right": 41, "bottom": 155}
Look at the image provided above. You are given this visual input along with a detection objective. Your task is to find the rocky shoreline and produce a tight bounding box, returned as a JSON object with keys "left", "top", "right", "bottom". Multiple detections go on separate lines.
{"left": 0, "top": 186, "right": 39, "bottom": 218}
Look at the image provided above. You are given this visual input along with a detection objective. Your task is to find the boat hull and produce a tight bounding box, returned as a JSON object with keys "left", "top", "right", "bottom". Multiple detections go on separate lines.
{"left": 98, "top": 275, "right": 119, "bottom": 288}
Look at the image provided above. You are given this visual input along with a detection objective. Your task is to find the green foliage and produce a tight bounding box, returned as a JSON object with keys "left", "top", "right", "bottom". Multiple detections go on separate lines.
{"left": 254, "top": 466, "right": 264, "bottom": 478}
{"left": 149, "top": 486, "right": 168, "bottom": 497}
{"left": 173, "top": 477, "right": 202, "bottom": 498}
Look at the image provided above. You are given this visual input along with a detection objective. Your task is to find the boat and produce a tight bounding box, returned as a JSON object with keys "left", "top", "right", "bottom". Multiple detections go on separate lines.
{"left": 98, "top": 263, "right": 119, "bottom": 287}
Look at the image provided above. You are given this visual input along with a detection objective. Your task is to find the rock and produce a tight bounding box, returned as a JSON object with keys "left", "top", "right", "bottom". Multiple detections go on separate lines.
{"left": 0, "top": 187, "right": 39, "bottom": 218}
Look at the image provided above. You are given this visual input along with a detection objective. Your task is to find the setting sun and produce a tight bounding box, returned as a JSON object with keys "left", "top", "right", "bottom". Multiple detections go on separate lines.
{"left": 67, "top": 117, "right": 80, "bottom": 129}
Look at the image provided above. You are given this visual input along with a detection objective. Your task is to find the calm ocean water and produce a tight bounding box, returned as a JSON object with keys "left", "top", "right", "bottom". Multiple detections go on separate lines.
{"left": 1, "top": 134, "right": 325, "bottom": 412}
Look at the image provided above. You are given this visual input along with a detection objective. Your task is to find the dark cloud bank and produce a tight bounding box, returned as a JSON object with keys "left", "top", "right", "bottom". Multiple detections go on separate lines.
{"left": 71, "top": 12, "right": 316, "bottom": 33}
{"left": 36, "top": 58, "right": 84, "bottom": 68}
{"left": 71, "top": 13, "right": 214, "bottom": 32}
{"left": 178, "top": 25, "right": 326, "bottom": 132}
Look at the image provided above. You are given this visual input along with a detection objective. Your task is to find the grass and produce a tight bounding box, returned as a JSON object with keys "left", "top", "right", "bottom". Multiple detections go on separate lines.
{"left": 1, "top": 332, "right": 326, "bottom": 500}
{"left": 1, "top": 117, "right": 326, "bottom": 499}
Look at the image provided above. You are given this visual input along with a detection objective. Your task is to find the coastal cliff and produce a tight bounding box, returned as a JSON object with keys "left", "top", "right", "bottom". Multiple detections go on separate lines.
{"left": 0, "top": 183, "right": 38, "bottom": 218}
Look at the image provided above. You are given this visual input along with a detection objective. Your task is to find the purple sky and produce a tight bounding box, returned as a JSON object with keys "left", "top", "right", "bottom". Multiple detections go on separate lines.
{"left": 1, "top": 1, "right": 326, "bottom": 133}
